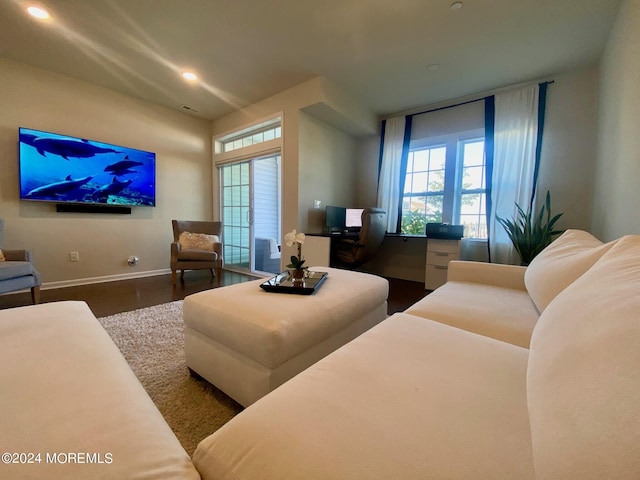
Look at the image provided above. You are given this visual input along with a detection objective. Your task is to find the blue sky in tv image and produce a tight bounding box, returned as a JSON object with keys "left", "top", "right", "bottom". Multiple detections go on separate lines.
{"left": 18, "top": 127, "right": 156, "bottom": 207}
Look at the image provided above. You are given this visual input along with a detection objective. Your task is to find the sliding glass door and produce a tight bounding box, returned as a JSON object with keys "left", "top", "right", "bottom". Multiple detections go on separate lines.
{"left": 220, "top": 154, "right": 281, "bottom": 274}
{"left": 220, "top": 161, "right": 251, "bottom": 271}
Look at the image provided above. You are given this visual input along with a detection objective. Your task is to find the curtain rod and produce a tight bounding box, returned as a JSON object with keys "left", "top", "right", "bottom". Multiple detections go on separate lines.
{"left": 393, "top": 80, "right": 555, "bottom": 120}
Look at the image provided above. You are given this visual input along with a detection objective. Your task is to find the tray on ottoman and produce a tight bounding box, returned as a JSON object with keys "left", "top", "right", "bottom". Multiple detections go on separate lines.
{"left": 260, "top": 270, "right": 328, "bottom": 295}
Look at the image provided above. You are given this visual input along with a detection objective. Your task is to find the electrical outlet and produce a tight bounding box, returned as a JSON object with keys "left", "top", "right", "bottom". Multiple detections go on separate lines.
{"left": 69, "top": 251, "right": 79, "bottom": 262}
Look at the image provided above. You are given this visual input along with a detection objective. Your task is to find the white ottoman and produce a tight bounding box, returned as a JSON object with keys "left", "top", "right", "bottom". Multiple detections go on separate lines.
{"left": 183, "top": 267, "right": 388, "bottom": 406}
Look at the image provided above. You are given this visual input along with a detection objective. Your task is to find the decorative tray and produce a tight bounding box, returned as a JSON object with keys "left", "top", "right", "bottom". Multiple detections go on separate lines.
{"left": 260, "top": 270, "right": 328, "bottom": 295}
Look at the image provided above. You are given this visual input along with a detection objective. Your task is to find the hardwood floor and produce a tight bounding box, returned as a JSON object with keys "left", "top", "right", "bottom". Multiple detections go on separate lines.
{"left": 0, "top": 269, "right": 427, "bottom": 317}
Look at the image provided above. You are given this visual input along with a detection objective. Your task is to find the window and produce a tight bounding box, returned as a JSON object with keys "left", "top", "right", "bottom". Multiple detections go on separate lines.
{"left": 401, "top": 131, "right": 487, "bottom": 238}
{"left": 402, "top": 145, "right": 446, "bottom": 234}
{"left": 221, "top": 124, "right": 281, "bottom": 153}
{"left": 457, "top": 139, "right": 487, "bottom": 238}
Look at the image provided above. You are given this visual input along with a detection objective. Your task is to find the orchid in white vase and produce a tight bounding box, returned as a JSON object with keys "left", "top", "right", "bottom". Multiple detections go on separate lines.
{"left": 285, "top": 229, "right": 306, "bottom": 276}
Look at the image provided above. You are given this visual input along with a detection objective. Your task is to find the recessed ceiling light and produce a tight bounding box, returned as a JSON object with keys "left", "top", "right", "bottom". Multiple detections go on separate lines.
{"left": 26, "top": 5, "right": 50, "bottom": 19}
{"left": 451, "top": 2, "right": 463, "bottom": 10}
{"left": 426, "top": 64, "right": 440, "bottom": 72}
{"left": 181, "top": 71, "right": 198, "bottom": 81}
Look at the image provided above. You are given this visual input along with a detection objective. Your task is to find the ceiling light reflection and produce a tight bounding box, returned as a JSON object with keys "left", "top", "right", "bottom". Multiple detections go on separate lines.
{"left": 27, "top": 5, "right": 50, "bottom": 19}
{"left": 182, "top": 71, "right": 198, "bottom": 81}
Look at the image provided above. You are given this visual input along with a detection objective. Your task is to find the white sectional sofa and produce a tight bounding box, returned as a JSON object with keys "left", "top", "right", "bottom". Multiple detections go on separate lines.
{"left": 0, "top": 301, "right": 200, "bottom": 480}
{"left": 192, "top": 230, "right": 640, "bottom": 479}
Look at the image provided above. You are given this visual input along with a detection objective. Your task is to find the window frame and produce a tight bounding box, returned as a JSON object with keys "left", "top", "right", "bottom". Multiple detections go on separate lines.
{"left": 454, "top": 134, "right": 487, "bottom": 239}
{"left": 403, "top": 141, "right": 447, "bottom": 225}
{"left": 400, "top": 128, "right": 487, "bottom": 238}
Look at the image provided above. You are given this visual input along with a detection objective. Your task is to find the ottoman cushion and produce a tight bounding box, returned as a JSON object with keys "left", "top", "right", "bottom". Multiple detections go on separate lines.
{"left": 183, "top": 267, "right": 388, "bottom": 369}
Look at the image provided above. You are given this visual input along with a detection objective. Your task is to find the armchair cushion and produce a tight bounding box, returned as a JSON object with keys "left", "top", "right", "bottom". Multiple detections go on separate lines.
{"left": 0, "top": 261, "right": 38, "bottom": 281}
{"left": 176, "top": 250, "right": 218, "bottom": 262}
{"left": 178, "top": 232, "right": 220, "bottom": 252}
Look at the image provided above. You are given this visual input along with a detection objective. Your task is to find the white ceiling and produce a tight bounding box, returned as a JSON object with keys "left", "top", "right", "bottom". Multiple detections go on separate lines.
{"left": 0, "top": 0, "right": 622, "bottom": 122}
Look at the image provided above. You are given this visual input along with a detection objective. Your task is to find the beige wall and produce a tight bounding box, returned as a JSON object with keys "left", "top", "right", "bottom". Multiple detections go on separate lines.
{"left": 537, "top": 66, "right": 599, "bottom": 231}
{"left": 0, "top": 58, "right": 213, "bottom": 286}
{"left": 298, "top": 112, "right": 358, "bottom": 233}
{"left": 355, "top": 135, "right": 381, "bottom": 207}
{"left": 592, "top": 0, "right": 640, "bottom": 240}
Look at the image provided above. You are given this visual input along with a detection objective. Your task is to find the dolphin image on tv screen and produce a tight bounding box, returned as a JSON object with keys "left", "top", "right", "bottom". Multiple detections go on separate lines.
{"left": 104, "top": 157, "right": 144, "bottom": 176}
{"left": 93, "top": 177, "right": 133, "bottom": 200}
{"left": 19, "top": 132, "right": 120, "bottom": 160}
{"left": 25, "top": 175, "right": 93, "bottom": 199}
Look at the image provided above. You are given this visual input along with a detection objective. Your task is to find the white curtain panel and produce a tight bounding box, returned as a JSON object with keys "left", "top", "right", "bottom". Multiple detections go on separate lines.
{"left": 377, "top": 116, "right": 406, "bottom": 232}
{"left": 490, "top": 84, "right": 539, "bottom": 265}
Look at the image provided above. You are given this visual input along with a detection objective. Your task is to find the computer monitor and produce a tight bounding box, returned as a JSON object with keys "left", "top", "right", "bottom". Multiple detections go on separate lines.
{"left": 345, "top": 208, "right": 364, "bottom": 229}
{"left": 325, "top": 206, "right": 346, "bottom": 232}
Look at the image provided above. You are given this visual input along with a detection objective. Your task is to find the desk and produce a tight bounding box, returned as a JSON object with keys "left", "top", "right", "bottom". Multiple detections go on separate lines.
{"left": 305, "top": 233, "right": 359, "bottom": 267}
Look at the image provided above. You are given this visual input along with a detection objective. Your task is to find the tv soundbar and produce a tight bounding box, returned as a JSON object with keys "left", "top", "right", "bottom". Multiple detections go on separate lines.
{"left": 56, "top": 204, "right": 132, "bottom": 214}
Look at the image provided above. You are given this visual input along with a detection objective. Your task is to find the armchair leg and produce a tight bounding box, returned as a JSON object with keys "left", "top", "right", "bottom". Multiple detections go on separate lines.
{"left": 216, "top": 266, "right": 222, "bottom": 278}
{"left": 31, "top": 286, "right": 40, "bottom": 305}
{"left": 171, "top": 269, "right": 177, "bottom": 286}
{"left": 210, "top": 268, "right": 215, "bottom": 278}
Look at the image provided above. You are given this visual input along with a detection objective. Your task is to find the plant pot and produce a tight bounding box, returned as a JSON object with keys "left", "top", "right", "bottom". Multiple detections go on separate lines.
{"left": 290, "top": 268, "right": 305, "bottom": 280}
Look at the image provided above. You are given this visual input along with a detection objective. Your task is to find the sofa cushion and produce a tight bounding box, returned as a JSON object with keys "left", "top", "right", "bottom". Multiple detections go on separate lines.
{"left": 406, "top": 281, "right": 538, "bottom": 348}
{"left": 527, "top": 234, "right": 640, "bottom": 480}
{"left": 193, "top": 313, "right": 534, "bottom": 480}
{"left": 0, "top": 261, "right": 36, "bottom": 281}
{"left": 0, "top": 301, "right": 199, "bottom": 479}
{"left": 524, "top": 229, "right": 617, "bottom": 312}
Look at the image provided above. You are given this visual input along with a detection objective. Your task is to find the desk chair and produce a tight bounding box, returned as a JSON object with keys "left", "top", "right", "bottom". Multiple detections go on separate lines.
{"left": 0, "top": 219, "right": 41, "bottom": 304}
{"left": 333, "top": 208, "right": 386, "bottom": 269}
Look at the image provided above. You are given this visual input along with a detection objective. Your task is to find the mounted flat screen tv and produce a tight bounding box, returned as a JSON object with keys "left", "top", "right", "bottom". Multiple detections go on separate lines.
{"left": 19, "top": 127, "right": 156, "bottom": 207}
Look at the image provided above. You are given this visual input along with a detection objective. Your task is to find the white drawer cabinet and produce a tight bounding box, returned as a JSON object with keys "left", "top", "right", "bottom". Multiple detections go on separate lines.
{"left": 425, "top": 239, "right": 460, "bottom": 290}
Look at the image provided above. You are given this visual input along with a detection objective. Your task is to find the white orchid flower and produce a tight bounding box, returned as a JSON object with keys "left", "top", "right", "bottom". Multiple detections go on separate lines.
{"left": 285, "top": 229, "right": 305, "bottom": 247}
{"left": 284, "top": 229, "right": 306, "bottom": 270}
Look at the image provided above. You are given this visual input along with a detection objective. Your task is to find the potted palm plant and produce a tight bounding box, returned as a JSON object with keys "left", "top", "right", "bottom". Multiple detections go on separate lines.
{"left": 496, "top": 191, "right": 563, "bottom": 266}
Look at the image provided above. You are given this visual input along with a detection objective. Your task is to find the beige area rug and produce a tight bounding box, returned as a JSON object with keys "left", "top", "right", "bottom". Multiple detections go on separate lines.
{"left": 97, "top": 301, "right": 243, "bottom": 456}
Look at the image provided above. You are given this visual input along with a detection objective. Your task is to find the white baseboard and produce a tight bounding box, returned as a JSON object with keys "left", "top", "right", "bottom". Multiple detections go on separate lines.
{"left": 41, "top": 269, "right": 172, "bottom": 291}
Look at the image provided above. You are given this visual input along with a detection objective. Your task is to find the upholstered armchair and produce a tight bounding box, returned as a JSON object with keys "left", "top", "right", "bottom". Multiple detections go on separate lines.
{"left": 170, "top": 220, "right": 223, "bottom": 285}
{"left": 333, "top": 208, "right": 386, "bottom": 269}
{"left": 0, "top": 219, "right": 41, "bottom": 304}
